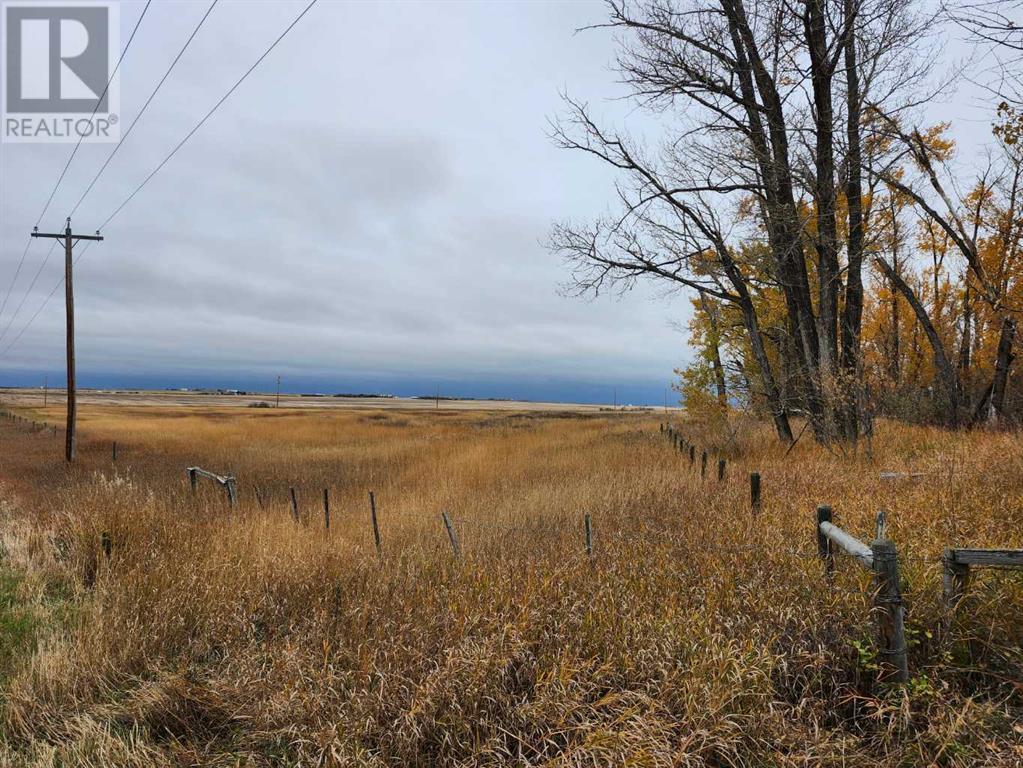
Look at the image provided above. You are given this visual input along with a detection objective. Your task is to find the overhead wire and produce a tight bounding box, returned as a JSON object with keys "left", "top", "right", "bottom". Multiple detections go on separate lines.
{"left": 68, "top": 0, "right": 219, "bottom": 219}
{"left": 0, "top": 0, "right": 318, "bottom": 358}
{"left": 34, "top": 0, "right": 153, "bottom": 229}
{"left": 94, "top": 0, "right": 319, "bottom": 233}
{"left": 0, "top": 0, "right": 153, "bottom": 347}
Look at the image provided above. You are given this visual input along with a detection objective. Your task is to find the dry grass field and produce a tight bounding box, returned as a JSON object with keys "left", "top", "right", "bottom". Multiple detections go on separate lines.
{"left": 0, "top": 400, "right": 1020, "bottom": 766}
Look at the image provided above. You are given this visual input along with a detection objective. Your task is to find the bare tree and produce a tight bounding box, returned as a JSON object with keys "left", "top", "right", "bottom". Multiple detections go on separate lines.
{"left": 949, "top": 0, "right": 1023, "bottom": 106}
{"left": 549, "top": 0, "right": 934, "bottom": 442}
{"left": 548, "top": 99, "right": 795, "bottom": 440}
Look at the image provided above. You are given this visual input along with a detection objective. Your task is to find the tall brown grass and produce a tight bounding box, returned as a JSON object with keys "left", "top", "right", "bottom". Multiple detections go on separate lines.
{"left": 0, "top": 404, "right": 1020, "bottom": 766}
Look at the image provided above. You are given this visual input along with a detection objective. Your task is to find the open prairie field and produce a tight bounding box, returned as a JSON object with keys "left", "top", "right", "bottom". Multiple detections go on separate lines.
{"left": 0, "top": 389, "right": 623, "bottom": 413}
{"left": 0, "top": 401, "right": 1021, "bottom": 766}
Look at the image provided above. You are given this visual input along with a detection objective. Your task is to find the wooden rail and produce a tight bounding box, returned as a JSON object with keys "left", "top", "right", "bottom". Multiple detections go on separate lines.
{"left": 942, "top": 547, "right": 1023, "bottom": 611}
{"left": 186, "top": 466, "right": 237, "bottom": 506}
{"left": 818, "top": 519, "right": 873, "bottom": 568}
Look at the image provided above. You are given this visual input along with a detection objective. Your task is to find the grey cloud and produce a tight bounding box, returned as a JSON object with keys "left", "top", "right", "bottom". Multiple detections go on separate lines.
{"left": 0, "top": 0, "right": 698, "bottom": 397}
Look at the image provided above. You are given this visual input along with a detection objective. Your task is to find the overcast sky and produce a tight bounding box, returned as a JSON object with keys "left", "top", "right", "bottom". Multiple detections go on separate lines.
{"left": 0, "top": 0, "right": 1006, "bottom": 403}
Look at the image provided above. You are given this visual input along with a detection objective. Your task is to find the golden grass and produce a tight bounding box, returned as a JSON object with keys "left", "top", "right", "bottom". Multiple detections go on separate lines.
{"left": 0, "top": 403, "right": 1020, "bottom": 766}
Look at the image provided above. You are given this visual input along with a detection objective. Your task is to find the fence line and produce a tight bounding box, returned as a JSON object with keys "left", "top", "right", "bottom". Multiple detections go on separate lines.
{"left": 2, "top": 412, "right": 1020, "bottom": 689}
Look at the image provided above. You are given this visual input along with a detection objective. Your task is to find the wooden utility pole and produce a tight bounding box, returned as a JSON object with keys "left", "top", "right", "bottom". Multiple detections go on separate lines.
{"left": 43, "top": 375, "right": 47, "bottom": 406}
{"left": 31, "top": 219, "right": 102, "bottom": 462}
{"left": 276, "top": 375, "right": 281, "bottom": 408}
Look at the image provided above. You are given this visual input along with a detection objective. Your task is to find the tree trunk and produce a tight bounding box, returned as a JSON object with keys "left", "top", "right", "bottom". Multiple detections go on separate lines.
{"left": 805, "top": 0, "right": 840, "bottom": 382}
{"left": 739, "top": 297, "right": 794, "bottom": 442}
{"left": 700, "top": 293, "right": 728, "bottom": 406}
{"left": 987, "top": 316, "right": 1016, "bottom": 424}
{"left": 958, "top": 280, "right": 972, "bottom": 387}
{"left": 889, "top": 254, "right": 901, "bottom": 385}
{"left": 716, "top": 246, "right": 794, "bottom": 442}
{"left": 876, "top": 258, "right": 961, "bottom": 425}
{"left": 839, "top": 0, "right": 864, "bottom": 440}
{"left": 723, "top": 0, "right": 827, "bottom": 440}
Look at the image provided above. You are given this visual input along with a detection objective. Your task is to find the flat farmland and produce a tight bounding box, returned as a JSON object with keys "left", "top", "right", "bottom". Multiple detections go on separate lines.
{"left": 0, "top": 388, "right": 629, "bottom": 413}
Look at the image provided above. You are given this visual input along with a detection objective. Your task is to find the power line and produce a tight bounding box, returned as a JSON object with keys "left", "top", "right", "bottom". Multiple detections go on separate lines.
{"left": 68, "top": 0, "right": 219, "bottom": 219}
{"left": 0, "top": 239, "right": 34, "bottom": 328}
{"left": 95, "top": 0, "right": 319, "bottom": 233}
{"left": 0, "top": 243, "right": 89, "bottom": 358}
{"left": 0, "top": 1, "right": 152, "bottom": 345}
{"left": 0, "top": 0, "right": 320, "bottom": 360}
{"left": 34, "top": 0, "right": 153, "bottom": 230}
{"left": 0, "top": 240, "right": 59, "bottom": 346}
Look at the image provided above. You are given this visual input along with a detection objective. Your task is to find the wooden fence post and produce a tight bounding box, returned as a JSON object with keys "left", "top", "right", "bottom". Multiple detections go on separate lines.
{"left": 112, "top": 441, "right": 117, "bottom": 462}
{"left": 750, "top": 472, "right": 761, "bottom": 511}
{"left": 941, "top": 548, "right": 970, "bottom": 614}
{"left": 254, "top": 487, "right": 266, "bottom": 510}
{"left": 700, "top": 451, "right": 707, "bottom": 479}
{"left": 101, "top": 531, "right": 111, "bottom": 560}
{"left": 584, "top": 513, "right": 593, "bottom": 558}
{"left": 870, "top": 538, "right": 909, "bottom": 683}
{"left": 323, "top": 488, "right": 330, "bottom": 530}
{"left": 289, "top": 487, "right": 299, "bottom": 522}
{"left": 717, "top": 458, "right": 726, "bottom": 481}
{"left": 188, "top": 468, "right": 198, "bottom": 493}
{"left": 816, "top": 505, "right": 834, "bottom": 576}
{"left": 689, "top": 445, "right": 695, "bottom": 465}
{"left": 442, "top": 511, "right": 461, "bottom": 559}
{"left": 369, "top": 491, "right": 382, "bottom": 555}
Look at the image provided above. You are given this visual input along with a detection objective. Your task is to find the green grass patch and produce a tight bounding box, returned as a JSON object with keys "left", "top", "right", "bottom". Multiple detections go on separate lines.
{"left": 0, "top": 564, "right": 37, "bottom": 687}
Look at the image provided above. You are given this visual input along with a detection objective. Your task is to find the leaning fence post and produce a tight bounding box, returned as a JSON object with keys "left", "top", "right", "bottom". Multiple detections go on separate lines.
{"left": 941, "top": 548, "right": 970, "bottom": 615}
{"left": 323, "top": 488, "right": 330, "bottom": 530}
{"left": 369, "top": 491, "right": 382, "bottom": 555}
{"left": 289, "top": 487, "right": 299, "bottom": 522}
{"left": 441, "top": 511, "right": 461, "bottom": 559}
{"left": 700, "top": 451, "right": 707, "bottom": 479}
{"left": 584, "top": 513, "right": 593, "bottom": 558}
{"left": 750, "top": 472, "right": 761, "bottom": 511}
{"left": 225, "top": 477, "right": 237, "bottom": 507}
{"left": 717, "top": 458, "right": 726, "bottom": 481}
{"left": 870, "top": 538, "right": 909, "bottom": 683}
{"left": 816, "top": 505, "right": 834, "bottom": 576}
